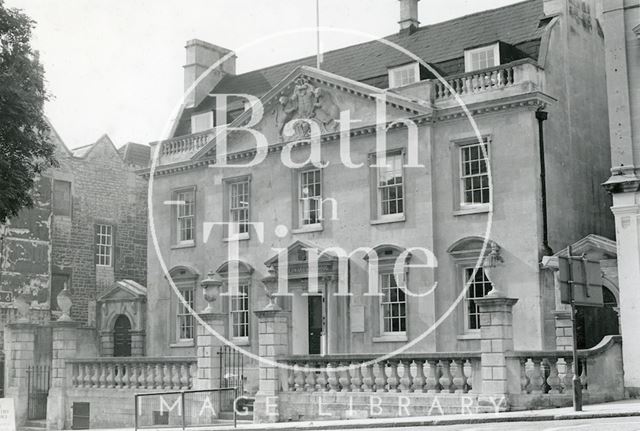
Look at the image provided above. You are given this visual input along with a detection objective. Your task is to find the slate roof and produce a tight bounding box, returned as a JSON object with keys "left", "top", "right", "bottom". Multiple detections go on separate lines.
{"left": 174, "top": 0, "right": 547, "bottom": 137}
{"left": 119, "top": 142, "right": 151, "bottom": 168}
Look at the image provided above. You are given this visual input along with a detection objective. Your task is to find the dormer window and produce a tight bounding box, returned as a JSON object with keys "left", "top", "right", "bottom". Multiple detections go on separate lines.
{"left": 191, "top": 111, "right": 214, "bottom": 133}
{"left": 464, "top": 44, "right": 500, "bottom": 72}
{"left": 388, "top": 63, "right": 420, "bottom": 88}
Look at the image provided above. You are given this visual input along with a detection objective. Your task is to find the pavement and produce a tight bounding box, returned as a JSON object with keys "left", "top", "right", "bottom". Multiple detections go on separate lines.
{"left": 63, "top": 399, "right": 640, "bottom": 431}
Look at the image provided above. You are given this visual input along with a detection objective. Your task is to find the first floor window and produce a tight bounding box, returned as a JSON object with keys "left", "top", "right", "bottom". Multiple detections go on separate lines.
{"left": 465, "top": 267, "right": 493, "bottom": 330}
{"left": 229, "top": 178, "right": 250, "bottom": 236}
{"left": 53, "top": 180, "right": 72, "bottom": 216}
{"left": 460, "top": 140, "right": 490, "bottom": 206}
{"left": 230, "top": 282, "right": 250, "bottom": 339}
{"left": 381, "top": 273, "right": 406, "bottom": 333}
{"left": 377, "top": 153, "right": 404, "bottom": 217}
{"left": 177, "top": 288, "right": 195, "bottom": 340}
{"left": 300, "top": 168, "right": 322, "bottom": 226}
{"left": 176, "top": 189, "right": 195, "bottom": 243}
{"left": 96, "top": 224, "right": 113, "bottom": 266}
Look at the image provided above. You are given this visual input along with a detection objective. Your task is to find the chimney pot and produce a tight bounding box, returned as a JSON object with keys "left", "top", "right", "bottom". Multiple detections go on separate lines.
{"left": 398, "top": 0, "right": 420, "bottom": 32}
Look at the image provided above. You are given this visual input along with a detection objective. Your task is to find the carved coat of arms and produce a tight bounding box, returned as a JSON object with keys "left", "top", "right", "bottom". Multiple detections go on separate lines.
{"left": 275, "top": 77, "right": 340, "bottom": 140}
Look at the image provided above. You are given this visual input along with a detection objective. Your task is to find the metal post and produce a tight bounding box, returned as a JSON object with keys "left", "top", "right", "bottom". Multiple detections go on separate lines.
{"left": 568, "top": 245, "right": 583, "bottom": 412}
{"left": 134, "top": 394, "right": 138, "bottom": 431}
{"left": 181, "top": 391, "right": 186, "bottom": 431}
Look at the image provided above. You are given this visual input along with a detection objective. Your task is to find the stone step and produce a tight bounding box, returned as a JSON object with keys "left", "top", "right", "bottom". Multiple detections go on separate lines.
{"left": 22, "top": 419, "right": 46, "bottom": 429}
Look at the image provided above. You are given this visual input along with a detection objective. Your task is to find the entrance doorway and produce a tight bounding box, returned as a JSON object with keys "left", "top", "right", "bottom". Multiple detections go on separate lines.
{"left": 308, "top": 296, "right": 323, "bottom": 355}
{"left": 113, "top": 315, "right": 132, "bottom": 357}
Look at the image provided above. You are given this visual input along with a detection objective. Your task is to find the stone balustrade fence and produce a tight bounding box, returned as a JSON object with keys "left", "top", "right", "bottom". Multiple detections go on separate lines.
{"left": 279, "top": 353, "right": 481, "bottom": 394}
{"left": 66, "top": 357, "right": 196, "bottom": 390}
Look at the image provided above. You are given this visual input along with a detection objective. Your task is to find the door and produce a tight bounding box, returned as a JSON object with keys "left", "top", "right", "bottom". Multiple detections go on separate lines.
{"left": 113, "top": 315, "right": 132, "bottom": 357}
{"left": 308, "top": 295, "right": 323, "bottom": 355}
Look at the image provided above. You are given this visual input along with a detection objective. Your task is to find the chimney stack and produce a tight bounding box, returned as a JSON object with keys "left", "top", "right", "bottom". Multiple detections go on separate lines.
{"left": 183, "top": 39, "right": 236, "bottom": 108}
{"left": 398, "top": 0, "right": 420, "bottom": 33}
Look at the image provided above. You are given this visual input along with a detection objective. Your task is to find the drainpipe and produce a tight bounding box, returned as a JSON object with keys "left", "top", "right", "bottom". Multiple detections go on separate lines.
{"left": 536, "top": 109, "right": 553, "bottom": 257}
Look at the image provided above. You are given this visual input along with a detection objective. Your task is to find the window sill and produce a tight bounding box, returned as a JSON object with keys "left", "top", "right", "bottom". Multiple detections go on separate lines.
{"left": 171, "top": 241, "right": 195, "bottom": 250}
{"left": 223, "top": 233, "right": 250, "bottom": 242}
{"left": 170, "top": 340, "right": 195, "bottom": 348}
{"left": 371, "top": 214, "right": 406, "bottom": 225}
{"left": 457, "top": 332, "right": 481, "bottom": 341}
{"left": 372, "top": 333, "right": 408, "bottom": 343}
{"left": 453, "top": 206, "right": 490, "bottom": 217}
{"left": 231, "top": 338, "right": 250, "bottom": 347}
{"left": 292, "top": 225, "right": 323, "bottom": 235}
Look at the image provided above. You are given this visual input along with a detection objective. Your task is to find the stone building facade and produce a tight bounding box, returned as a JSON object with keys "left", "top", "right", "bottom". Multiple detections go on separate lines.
{"left": 602, "top": 0, "right": 640, "bottom": 394}
{"left": 0, "top": 126, "right": 149, "bottom": 326}
{"left": 143, "top": 0, "right": 615, "bottom": 378}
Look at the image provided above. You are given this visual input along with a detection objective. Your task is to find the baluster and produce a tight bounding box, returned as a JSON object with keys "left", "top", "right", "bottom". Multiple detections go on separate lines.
{"left": 529, "top": 358, "right": 545, "bottom": 394}
{"left": 412, "top": 360, "right": 426, "bottom": 393}
{"left": 350, "top": 362, "right": 363, "bottom": 392}
{"left": 452, "top": 359, "right": 466, "bottom": 394}
{"left": 338, "top": 362, "right": 351, "bottom": 392}
{"left": 399, "top": 360, "right": 412, "bottom": 393}
{"left": 98, "top": 364, "right": 107, "bottom": 388}
{"left": 520, "top": 358, "right": 530, "bottom": 393}
{"left": 463, "top": 360, "right": 474, "bottom": 393}
{"left": 146, "top": 363, "right": 155, "bottom": 389}
{"left": 163, "top": 364, "right": 172, "bottom": 389}
{"left": 155, "top": 364, "right": 163, "bottom": 389}
{"left": 361, "top": 363, "right": 373, "bottom": 392}
{"left": 425, "top": 360, "right": 440, "bottom": 393}
{"left": 315, "top": 362, "right": 328, "bottom": 392}
{"left": 114, "top": 364, "right": 123, "bottom": 389}
{"left": 438, "top": 360, "right": 453, "bottom": 393}
{"left": 546, "top": 358, "right": 562, "bottom": 394}
{"left": 305, "top": 362, "right": 316, "bottom": 392}
{"left": 327, "top": 362, "right": 340, "bottom": 392}
{"left": 563, "top": 357, "right": 574, "bottom": 393}
{"left": 286, "top": 362, "right": 296, "bottom": 391}
{"left": 189, "top": 363, "right": 196, "bottom": 388}
{"left": 138, "top": 363, "right": 146, "bottom": 389}
{"left": 82, "top": 364, "right": 90, "bottom": 388}
{"left": 129, "top": 363, "right": 137, "bottom": 389}
{"left": 579, "top": 358, "right": 588, "bottom": 391}
{"left": 373, "top": 361, "right": 387, "bottom": 392}
{"left": 170, "top": 364, "right": 180, "bottom": 389}
{"left": 294, "top": 362, "right": 305, "bottom": 392}
{"left": 179, "top": 363, "right": 188, "bottom": 389}
{"left": 386, "top": 360, "right": 400, "bottom": 393}
{"left": 72, "top": 363, "right": 80, "bottom": 388}
{"left": 106, "top": 364, "right": 115, "bottom": 388}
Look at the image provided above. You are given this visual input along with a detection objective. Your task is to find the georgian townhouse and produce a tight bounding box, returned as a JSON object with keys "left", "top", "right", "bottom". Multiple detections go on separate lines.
{"left": 143, "top": 0, "right": 614, "bottom": 392}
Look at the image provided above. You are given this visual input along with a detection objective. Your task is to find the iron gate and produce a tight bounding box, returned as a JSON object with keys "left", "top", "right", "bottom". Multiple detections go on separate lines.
{"left": 27, "top": 365, "right": 50, "bottom": 420}
{"left": 218, "top": 345, "right": 244, "bottom": 410}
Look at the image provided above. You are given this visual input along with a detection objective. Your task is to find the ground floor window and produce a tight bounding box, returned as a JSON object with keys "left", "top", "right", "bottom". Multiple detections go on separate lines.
{"left": 177, "top": 288, "right": 194, "bottom": 340}
{"left": 230, "top": 281, "right": 250, "bottom": 340}
{"left": 465, "top": 267, "right": 492, "bottom": 330}
{"left": 380, "top": 273, "right": 406, "bottom": 334}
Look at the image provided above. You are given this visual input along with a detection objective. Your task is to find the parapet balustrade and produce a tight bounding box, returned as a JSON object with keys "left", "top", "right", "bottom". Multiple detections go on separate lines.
{"left": 507, "top": 351, "right": 588, "bottom": 395}
{"left": 432, "top": 59, "right": 543, "bottom": 103}
{"left": 279, "top": 353, "right": 481, "bottom": 394}
{"left": 66, "top": 357, "right": 196, "bottom": 390}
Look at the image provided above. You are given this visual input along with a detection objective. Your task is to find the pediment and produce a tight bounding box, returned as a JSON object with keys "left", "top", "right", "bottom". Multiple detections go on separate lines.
{"left": 192, "top": 66, "right": 431, "bottom": 161}
{"left": 554, "top": 234, "right": 617, "bottom": 260}
{"left": 264, "top": 239, "right": 338, "bottom": 268}
{"left": 97, "top": 279, "right": 147, "bottom": 302}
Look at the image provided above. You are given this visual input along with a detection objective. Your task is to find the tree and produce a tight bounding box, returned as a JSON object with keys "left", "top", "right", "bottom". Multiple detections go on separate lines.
{"left": 0, "top": 0, "right": 56, "bottom": 223}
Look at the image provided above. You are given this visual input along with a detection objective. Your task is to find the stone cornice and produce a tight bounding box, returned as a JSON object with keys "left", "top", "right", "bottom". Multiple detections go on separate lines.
{"left": 434, "top": 92, "right": 556, "bottom": 122}
{"left": 602, "top": 165, "right": 640, "bottom": 194}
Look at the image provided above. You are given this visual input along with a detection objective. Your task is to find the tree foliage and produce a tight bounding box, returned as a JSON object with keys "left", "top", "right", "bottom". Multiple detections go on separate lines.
{"left": 0, "top": 0, "right": 56, "bottom": 223}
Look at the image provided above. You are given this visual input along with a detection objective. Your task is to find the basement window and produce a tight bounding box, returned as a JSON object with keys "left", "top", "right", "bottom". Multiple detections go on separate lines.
{"left": 388, "top": 63, "right": 420, "bottom": 88}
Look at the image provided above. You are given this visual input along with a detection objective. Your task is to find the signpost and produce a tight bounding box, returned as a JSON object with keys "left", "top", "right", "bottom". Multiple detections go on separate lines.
{"left": 558, "top": 246, "right": 604, "bottom": 412}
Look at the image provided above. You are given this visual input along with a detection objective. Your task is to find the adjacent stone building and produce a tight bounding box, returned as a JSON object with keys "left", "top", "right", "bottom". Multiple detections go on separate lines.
{"left": 144, "top": 0, "right": 615, "bottom": 378}
{"left": 602, "top": 0, "right": 640, "bottom": 395}
{"left": 0, "top": 125, "right": 149, "bottom": 327}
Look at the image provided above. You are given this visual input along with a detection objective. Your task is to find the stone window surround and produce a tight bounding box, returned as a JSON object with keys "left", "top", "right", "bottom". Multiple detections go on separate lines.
{"left": 217, "top": 260, "right": 255, "bottom": 347}
{"left": 222, "top": 174, "right": 252, "bottom": 241}
{"left": 167, "top": 266, "right": 199, "bottom": 347}
{"left": 369, "top": 148, "right": 407, "bottom": 225}
{"left": 450, "top": 134, "right": 493, "bottom": 216}
{"left": 291, "top": 164, "right": 326, "bottom": 234}
{"left": 171, "top": 185, "right": 197, "bottom": 248}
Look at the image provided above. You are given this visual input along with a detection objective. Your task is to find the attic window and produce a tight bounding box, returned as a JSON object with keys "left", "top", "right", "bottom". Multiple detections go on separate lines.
{"left": 191, "top": 111, "right": 214, "bottom": 134}
{"left": 464, "top": 44, "right": 500, "bottom": 72}
{"left": 388, "top": 63, "right": 420, "bottom": 88}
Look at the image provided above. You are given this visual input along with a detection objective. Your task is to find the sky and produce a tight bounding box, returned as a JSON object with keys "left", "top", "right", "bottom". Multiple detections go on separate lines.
{"left": 6, "top": 0, "right": 523, "bottom": 149}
